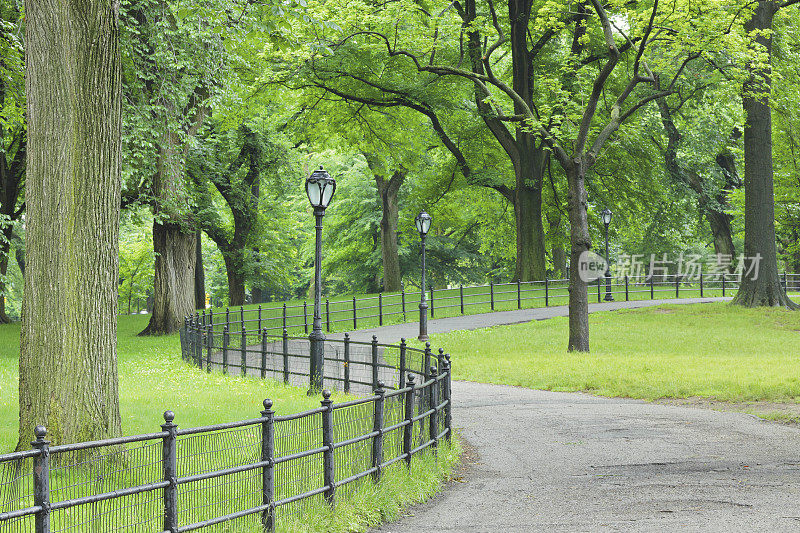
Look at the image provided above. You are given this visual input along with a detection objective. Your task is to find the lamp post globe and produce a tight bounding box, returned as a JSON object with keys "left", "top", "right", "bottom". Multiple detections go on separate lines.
{"left": 306, "top": 167, "right": 336, "bottom": 393}
{"left": 415, "top": 211, "right": 432, "bottom": 341}
{"left": 601, "top": 208, "right": 614, "bottom": 302}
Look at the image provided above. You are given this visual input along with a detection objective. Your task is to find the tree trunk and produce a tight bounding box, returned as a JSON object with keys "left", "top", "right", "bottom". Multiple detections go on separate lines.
{"left": 513, "top": 183, "right": 546, "bottom": 282}
{"left": 194, "top": 230, "right": 206, "bottom": 309}
{"left": 19, "top": 0, "right": 122, "bottom": 447}
{"left": 375, "top": 170, "right": 404, "bottom": 292}
{"left": 140, "top": 222, "right": 196, "bottom": 334}
{"left": 223, "top": 251, "right": 246, "bottom": 307}
{"left": 548, "top": 213, "right": 568, "bottom": 279}
{"left": 566, "top": 160, "right": 590, "bottom": 352}
{"left": 0, "top": 240, "right": 11, "bottom": 324}
{"left": 733, "top": 0, "right": 797, "bottom": 308}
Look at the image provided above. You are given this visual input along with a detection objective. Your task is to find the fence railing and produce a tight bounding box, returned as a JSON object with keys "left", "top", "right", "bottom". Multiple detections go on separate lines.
{"left": 189, "top": 272, "right": 800, "bottom": 339}
{"left": 1, "top": 331, "right": 452, "bottom": 533}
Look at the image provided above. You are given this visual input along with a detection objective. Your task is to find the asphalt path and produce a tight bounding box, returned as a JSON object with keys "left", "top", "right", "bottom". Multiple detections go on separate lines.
{"left": 366, "top": 297, "right": 800, "bottom": 532}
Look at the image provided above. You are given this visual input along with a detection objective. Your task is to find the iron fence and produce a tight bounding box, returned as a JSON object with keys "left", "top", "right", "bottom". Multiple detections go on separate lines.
{"left": 1, "top": 330, "right": 452, "bottom": 533}
{"left": 186, "top": 272, "right": 800, "bottom": 338}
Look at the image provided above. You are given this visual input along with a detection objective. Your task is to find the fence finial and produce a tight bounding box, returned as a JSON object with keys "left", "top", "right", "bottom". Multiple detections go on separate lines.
{"left": 34, "top": 425, "right": 47, "bottom": 441}
{"left": 263, "top": 399, "right": 273, "bottom": 411}
{"left": 322, "top": 389, "right": 332, "bottom": 400}
{"left": 163, "top": 410, "right": 175, "bottom": 424}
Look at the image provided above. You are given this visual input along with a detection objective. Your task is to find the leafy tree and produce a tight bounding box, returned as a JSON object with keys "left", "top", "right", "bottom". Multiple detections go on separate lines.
{"left": 0, "top": 3, "right": 25, "bottom": 324}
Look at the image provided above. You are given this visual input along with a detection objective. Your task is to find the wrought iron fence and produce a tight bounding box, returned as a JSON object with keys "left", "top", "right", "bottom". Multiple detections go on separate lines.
{"left": 1, "top": 329, "right": 452, "bottom": 533}
{"left": 186, "top": 273, "right": 800, "bottom": 338}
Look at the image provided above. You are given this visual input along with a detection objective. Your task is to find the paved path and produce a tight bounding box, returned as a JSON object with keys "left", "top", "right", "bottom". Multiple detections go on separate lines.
{"left": 362, "top": 297, "right": 800, "bottom": 532}
{"left": 340, "top": 297, "right": 732, "bottom": 342}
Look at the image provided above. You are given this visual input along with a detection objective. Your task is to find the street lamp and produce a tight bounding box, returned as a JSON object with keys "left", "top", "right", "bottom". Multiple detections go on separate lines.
{"left": 415, "top": 211, "right": 432, "bottom": 341}
{"left": 306, "top": 167, "right": 336, "bottom": 392}
{"left": 601, "top": 208, "right": 614, "bottom": 302}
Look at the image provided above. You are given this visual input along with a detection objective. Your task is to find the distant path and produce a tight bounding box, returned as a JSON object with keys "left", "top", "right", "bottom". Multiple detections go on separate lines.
{"left": 337, "top": 297, "right": 732, "bottom": 342}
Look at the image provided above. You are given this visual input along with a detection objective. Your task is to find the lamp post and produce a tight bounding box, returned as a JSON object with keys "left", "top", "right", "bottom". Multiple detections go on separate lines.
{"left": 601, "top": 208, "right": 614, "bottom": 302}
{"left": 305, "top": 167, "right": 336, "bottom": 393}
{"left": 415, "top": 211, "right": 432, "bottom": 341}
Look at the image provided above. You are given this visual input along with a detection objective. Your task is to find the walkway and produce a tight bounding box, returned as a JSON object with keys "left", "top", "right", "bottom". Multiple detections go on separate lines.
{"left": 365, "top": 297, "right": 800, "bottom": 532}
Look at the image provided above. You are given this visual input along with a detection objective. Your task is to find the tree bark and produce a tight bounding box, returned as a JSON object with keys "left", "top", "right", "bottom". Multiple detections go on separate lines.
{"left": 223, "top": 251, "right": 246, "bottom": 307}
{"left": 374, "top": 169, "right": 404, "bottom": 292}
{"left": 19, "top": 0, "right": 123, "bottom": 447}
{"left": 566, "top": 160, "right": 590, "bottom": 352}
{"left": 733, "top": 0, "right": 797, "bottom": 308}
{"left": 513, "top": 183, "right": 546, "bottom": 281}
{"left": 0, "top": 241, "right": 11, "bottom": 323}
{"left": 141, "top": 221, "right": 195, "bottom": 334}
{"left": 194, "top": 230, "right": 206, "bottom": 309}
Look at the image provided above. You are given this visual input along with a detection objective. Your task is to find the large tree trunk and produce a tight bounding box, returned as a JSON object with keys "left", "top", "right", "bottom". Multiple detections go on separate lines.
{"left": 733, "top": 0, "right": 797, "bottom": 308}
{"left": 566, "top": 160, "right": 591, "bottom": 352}
{"left": 141, "top": 222, "right": 195, "bottom": 334}
{"left": 223, "top": 251, "right": 246, "bottom": 307}
{"left": 19, "top": 0, "right": 122, "bottom": 447}
{"left": 547, "top": 212, "right": 568, "bottom": 279}
{"left": 194, "top": 230, "right": 206, "bottom": 309}
{"left": 513, "top": 183, "right": 546, "bottom": 281}
{"left": 375, "top": 170, "right": 404, "bottom": 292}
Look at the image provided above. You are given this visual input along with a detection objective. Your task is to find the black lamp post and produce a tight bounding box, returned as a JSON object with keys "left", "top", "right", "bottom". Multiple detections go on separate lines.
{"left": 601, "top": 208, "right": 614, "bottom": 302}
{"left": 415, "top": 211, "right": 432, "bottom": 341}
{"left": 305, "top": 167, "right": 336, "bottom": 392}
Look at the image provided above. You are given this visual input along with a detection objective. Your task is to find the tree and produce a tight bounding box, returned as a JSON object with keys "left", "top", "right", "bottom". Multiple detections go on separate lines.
{"left": 0, "top": 3, "right": 25, "bottom": 324}
{"left": 19, "top": 0, "right": 122, "bottom": 446}
{"left": 733, "top": 0, "right": 799, "bottom": 308}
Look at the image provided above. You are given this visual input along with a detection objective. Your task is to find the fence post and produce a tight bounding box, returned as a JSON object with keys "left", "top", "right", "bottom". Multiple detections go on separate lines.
{"left": 372, "top": 381, "right": 386, "bottom": 481}
{"left": 700, "top": 269, "right": 704, "bottom": 297}
{"left": 437, "top": 347, "right": 444, "bottom": 370}
{"left": 209, "top": 308, "right": 214, "bottom": 328}
{"left": 241, "top": 325, "right": 247, "bottom": 376}
{"left": 223, "top": 326, "right": 230, "bottom": 374}
{"left": 625, "top": 275, "right": 629, "bottom": 301}
{"left": 258, "top": 305, "right": 262, "bottom": 332}
{"left": 352, "top": 297, "right": 357, "bottom": 330}
{"left": 429, "top": 366, "right": 439, "bottom": 453}
{"left": 379, "top": 293, "right": 383, "bottom": 326}
{"left": 517, "top": 279, "right": 522, "bottom": 309}
{"left": 226, "top": 307, "right": 230, "bottom": 326}
{"left": 371, "top": 335, "right": 379, "bottom": 388}
{"left": 545, "top": 277, "right": 549, "bottom": 307}
{"left": 240, "top": 306, "right": 245, "bottom": 334}
{"left": 321, "top": 390, "right": 336, "bottom": 506}
{"left": 32, "top": 426, "right": 50, "bottom": 533}
{"left": 202, "top": 309, "right": 206, "bottom": 327}
{"left": 282, "top": 328, "right": 289, "bottom": 384}
{"left": 196, "top": 322, "right": 203, "bottom": 368}
{"left": 282, "top": 304, "right": 287, "bottom": 332}
{"left": 343, "top": 333, "right": 351, "bottom": 394}
{"left": 460, "top": 285, "right": 464, "bottom": 314}
{"left": 649, "top": 275, "right": 654, "bottom": 299}
{"left": 401, "top": 288, "right": 406, "bottom": 320}
{"left": 261, "top": 400, "right": 275, "bottom": 532}
{"left": 304, "top": 301, "right": 309, "bottom": 334}
{"left": 399, "top": 338, "right": 407, "bottom": 389}
{"left": 206, "top": 325, "right": 213, "bottom": 373}
{"left": 261, "top": 328, "right": 268, "bottom": 380}
{"left": 443, "top": 354, "right": 452, "bottom": 443}
{"left": 430, "top": 286, "right": 434, "bottom": 318}
{"left": 424, "top": 342, "right": 432, "bottom": 381}
{"left": 403, "top": 374, "right": 415, "bottom": 466}
{"left": 783, "top": 271, "right": 788, "bottom": 292}
{"left": 490, "top": 281, "right": 494, "bottom": 310}
{"left": 161, "top": 411, "right": 178, "bottom": 533}
{"left": 326, "top": 299, "right": 330, "bottom": 332}
{"left": 722, "top": 273, "right": 726, "bottom": 297}
{"left": 597, "top": 277, "right": 601, "bottom": 303}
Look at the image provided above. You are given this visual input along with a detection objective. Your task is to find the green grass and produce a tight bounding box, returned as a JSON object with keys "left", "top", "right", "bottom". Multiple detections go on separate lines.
{"left": 0, "top": 315, "right": 332, "bottom": 452}
{"left": 432, "top": 302, "right": 800, "bottom": 402}
{"left": 0, "top": 315, "right": 460, "bottom": 533}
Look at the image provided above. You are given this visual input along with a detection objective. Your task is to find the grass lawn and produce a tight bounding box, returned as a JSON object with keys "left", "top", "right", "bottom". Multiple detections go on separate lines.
{"left": 0, "top": 314, "right": 459, "bottom": 533}
{"left": 432, "top": 302, "right": 800, "bottom": 402}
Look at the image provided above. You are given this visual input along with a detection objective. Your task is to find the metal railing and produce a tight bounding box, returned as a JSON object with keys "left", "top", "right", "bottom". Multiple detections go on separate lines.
{"left": 189, "top": 272, "right": 800, "bottom": 338}
{"left": 1, "top": 331, "right": 452, "bottom": 532}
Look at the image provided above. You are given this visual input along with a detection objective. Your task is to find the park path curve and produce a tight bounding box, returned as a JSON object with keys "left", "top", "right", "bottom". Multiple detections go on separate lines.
{"left": 361, "top": 297, "right": 800, "bottom": 532}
